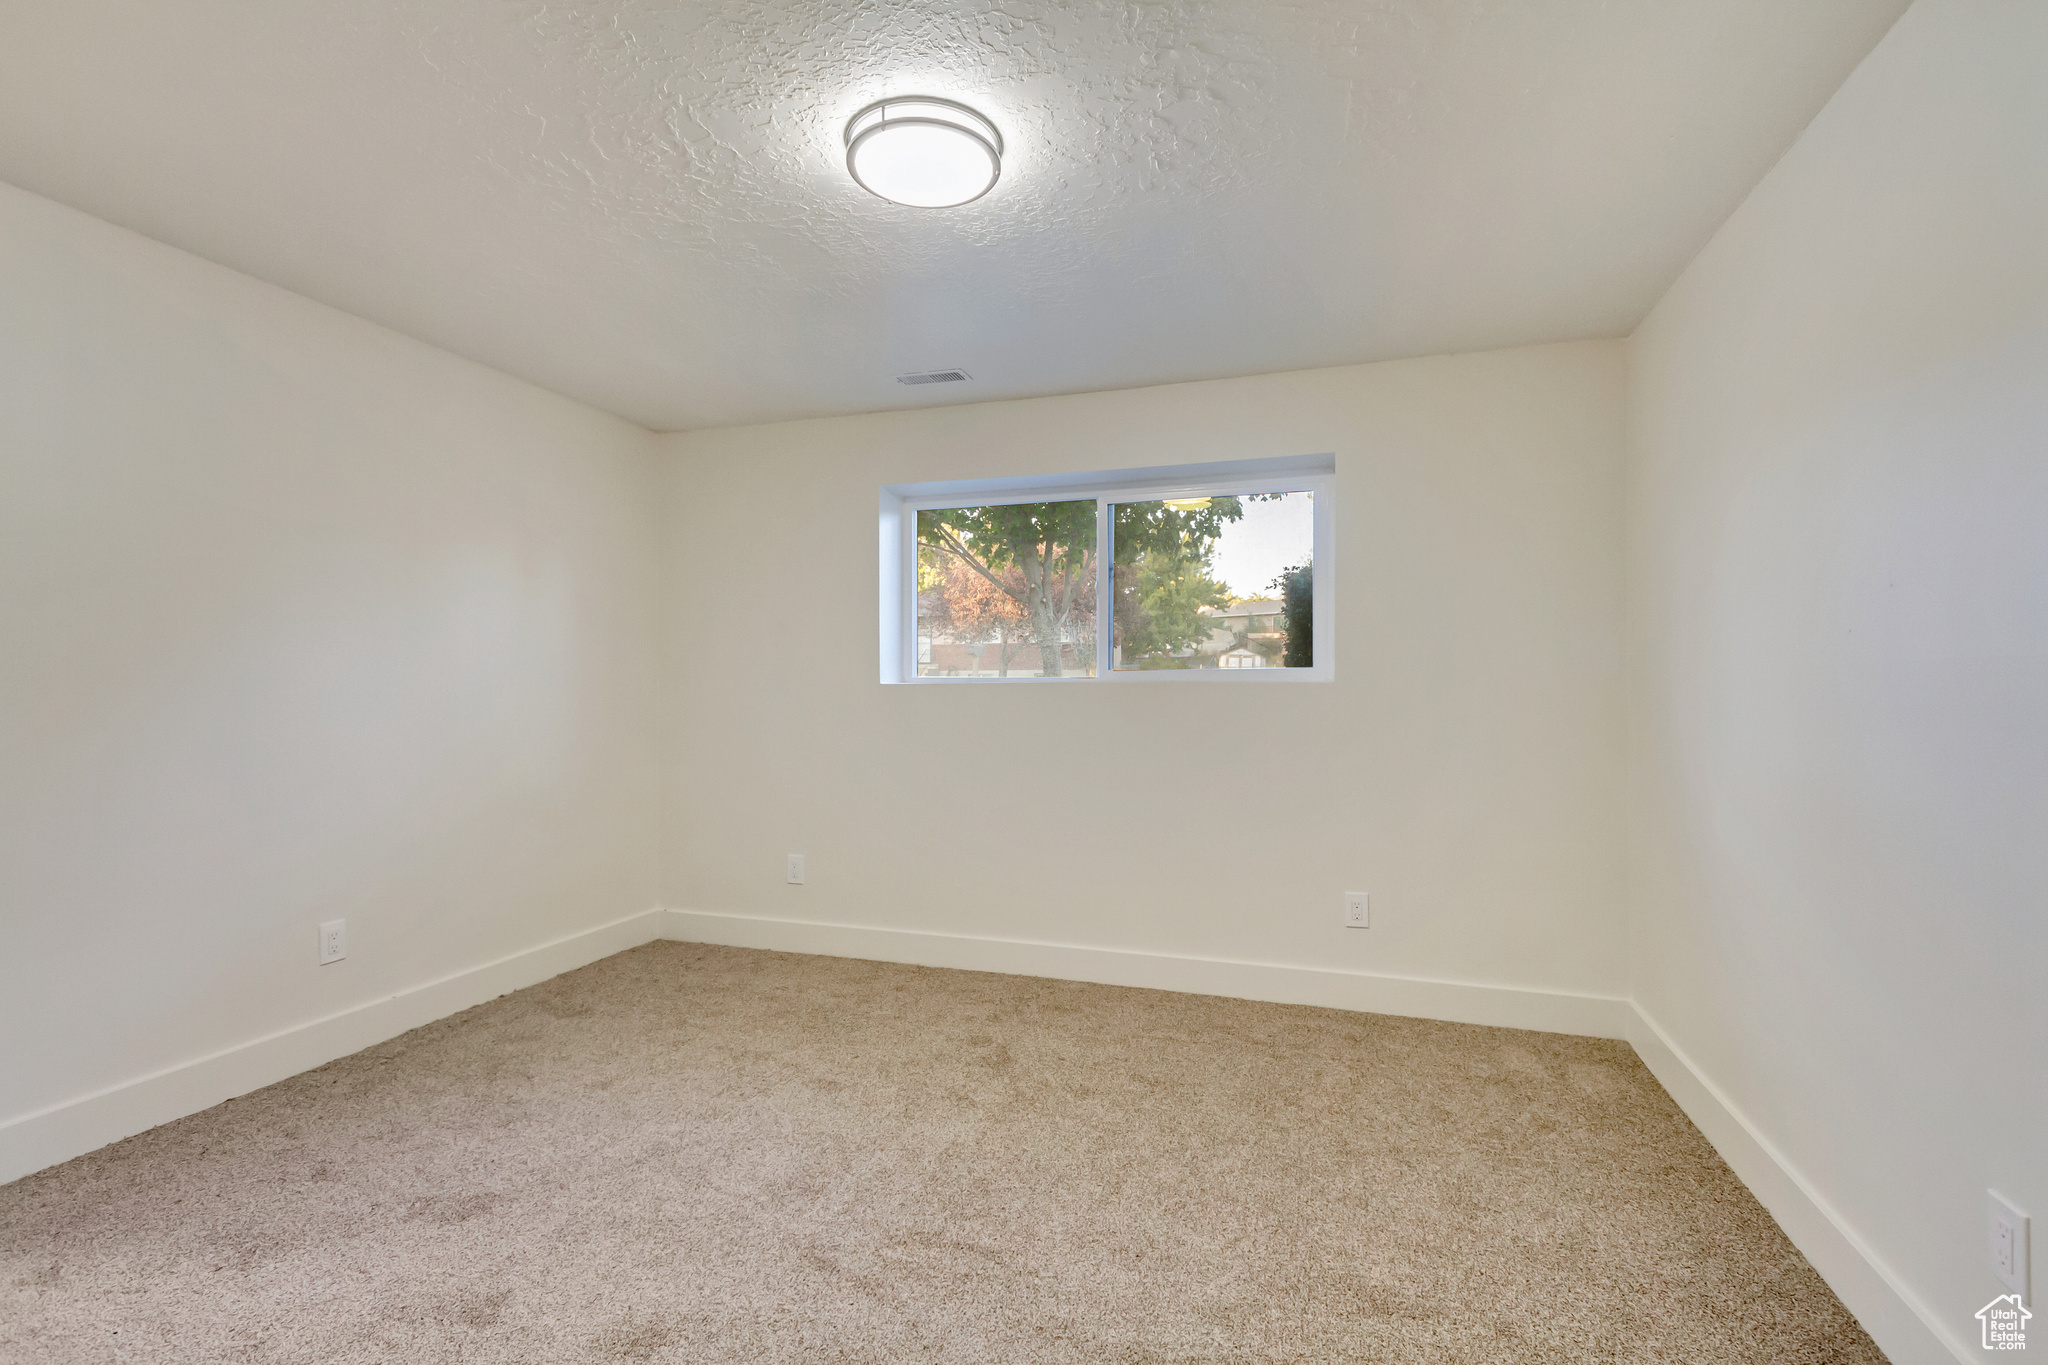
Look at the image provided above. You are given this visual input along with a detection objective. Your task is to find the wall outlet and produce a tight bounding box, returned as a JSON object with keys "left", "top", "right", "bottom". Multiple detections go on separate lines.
{"left": 1344, "top": 892, "right": 1369, "bottom": 928}
{"left": 786, "top": 854, "right": 805, "bottom": 885}
{"left": 1990, "top": 1190, "right": 2030, "bottom": 1297}
{"left": 318, "top": 918, "right": 346, "bottom": 965}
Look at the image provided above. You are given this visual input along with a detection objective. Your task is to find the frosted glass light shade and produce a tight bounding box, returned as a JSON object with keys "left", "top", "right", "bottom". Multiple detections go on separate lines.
{"left": 844, "top": 98, "right": 1002, "bottom": 208}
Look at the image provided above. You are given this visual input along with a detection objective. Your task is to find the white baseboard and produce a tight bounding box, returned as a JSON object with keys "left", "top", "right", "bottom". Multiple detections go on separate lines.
{"left": 0, "top": 907, "right": 667, "bottom": 1187}
{"left": 1627, "top": 1005, "right": 1969, "bottom": 1365}
{"left": 659, "top": 909, "right": 1632, "bottom": 1039}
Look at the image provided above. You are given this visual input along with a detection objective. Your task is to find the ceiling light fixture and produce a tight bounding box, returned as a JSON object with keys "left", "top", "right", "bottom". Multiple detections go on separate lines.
{"left": 844, "top": 97, "right": 1002, "bottom": 208}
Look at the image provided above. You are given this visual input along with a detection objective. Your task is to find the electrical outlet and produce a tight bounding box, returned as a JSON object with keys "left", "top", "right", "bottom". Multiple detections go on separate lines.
{"left": 1990, "top": 1190, "right": 2030, "bottom": 1297}
{"left": 1344, "top": 892, "right": 1369, "bottom": 928}
{"left": 786, "top": 854, "right": 805, "bottom": 885}
{"left": 318, "top": 918, "right": 346, "bottom": 965}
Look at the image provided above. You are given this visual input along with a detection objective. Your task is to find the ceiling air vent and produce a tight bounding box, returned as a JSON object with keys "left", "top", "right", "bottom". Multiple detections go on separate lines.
{"left": 897, "top": 369, "right": 971, "bottom": 385}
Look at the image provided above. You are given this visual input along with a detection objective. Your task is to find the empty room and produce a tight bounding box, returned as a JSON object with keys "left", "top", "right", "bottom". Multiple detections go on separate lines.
{"left": 1, "top": 1, "right": 2041, "bottom": 1361}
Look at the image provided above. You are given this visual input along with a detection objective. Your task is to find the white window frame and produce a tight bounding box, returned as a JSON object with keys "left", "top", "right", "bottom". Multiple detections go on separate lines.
{"left": 880, "top": 454, "right": 1334, "bottom": 684}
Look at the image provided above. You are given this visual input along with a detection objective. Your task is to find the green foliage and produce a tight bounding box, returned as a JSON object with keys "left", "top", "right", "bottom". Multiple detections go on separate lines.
{"left": 1110, "top": 496, "right": 1244, "bottom": 564}
{"left": 919, "top": 502, "right": 1096, "bottom": 577}
{"left": 1115, "top": 547, "right": 1232, "bottom": 664}
{"left": 1105, "top": 496, "right": 1246, "bottom": 667}
{"left": 1272, "top": 558, "right": 1313, "bottom": 668}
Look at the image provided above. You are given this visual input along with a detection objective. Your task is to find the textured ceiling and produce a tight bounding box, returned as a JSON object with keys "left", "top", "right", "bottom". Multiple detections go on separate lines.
{"left": 0, "top": 1, "right": 1907, "bottom": 430}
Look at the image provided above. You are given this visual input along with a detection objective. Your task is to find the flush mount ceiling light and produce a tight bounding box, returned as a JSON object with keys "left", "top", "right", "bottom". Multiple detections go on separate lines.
{"left": 844, "top": 97, "right": 1002, "bottom": 208}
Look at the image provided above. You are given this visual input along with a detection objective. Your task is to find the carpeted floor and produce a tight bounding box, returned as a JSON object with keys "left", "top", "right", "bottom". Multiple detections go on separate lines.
{"left": 2, "top": 942, "right": 1884, "bottom": 1363}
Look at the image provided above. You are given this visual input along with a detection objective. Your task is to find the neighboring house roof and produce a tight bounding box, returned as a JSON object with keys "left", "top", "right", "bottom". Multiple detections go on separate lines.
{"left": 1204, "top": 598, "right": 1284, "bottom": 619}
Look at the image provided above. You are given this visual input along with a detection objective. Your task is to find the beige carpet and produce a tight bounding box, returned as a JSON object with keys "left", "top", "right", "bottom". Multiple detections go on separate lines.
{"left": 2, "top": 942, "right": 1884, "bottom": 1363}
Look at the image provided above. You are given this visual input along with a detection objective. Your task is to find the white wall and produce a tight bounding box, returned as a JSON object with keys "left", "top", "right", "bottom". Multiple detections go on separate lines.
{"left": 0, "top": 182, "right": 664, "bottom": 1173}
{"left": 657, "top": 342, "right": 1627, "bottom": 1017}
{"left": 1626, "top": 1, "right": 2047, "bottom": 1357}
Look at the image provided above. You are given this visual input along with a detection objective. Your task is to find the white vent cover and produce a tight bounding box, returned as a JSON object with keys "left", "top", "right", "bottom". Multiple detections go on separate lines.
{"left": 897, "top": 369, "right": 971, "bottom": 385}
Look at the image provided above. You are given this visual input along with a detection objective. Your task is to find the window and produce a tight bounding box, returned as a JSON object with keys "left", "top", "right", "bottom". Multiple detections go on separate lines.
{"left": 917, "top": 500, "right": 1098, "bottom": 677}
{"left": 881, "top": 455, "right": 1333, "bottom": 683}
